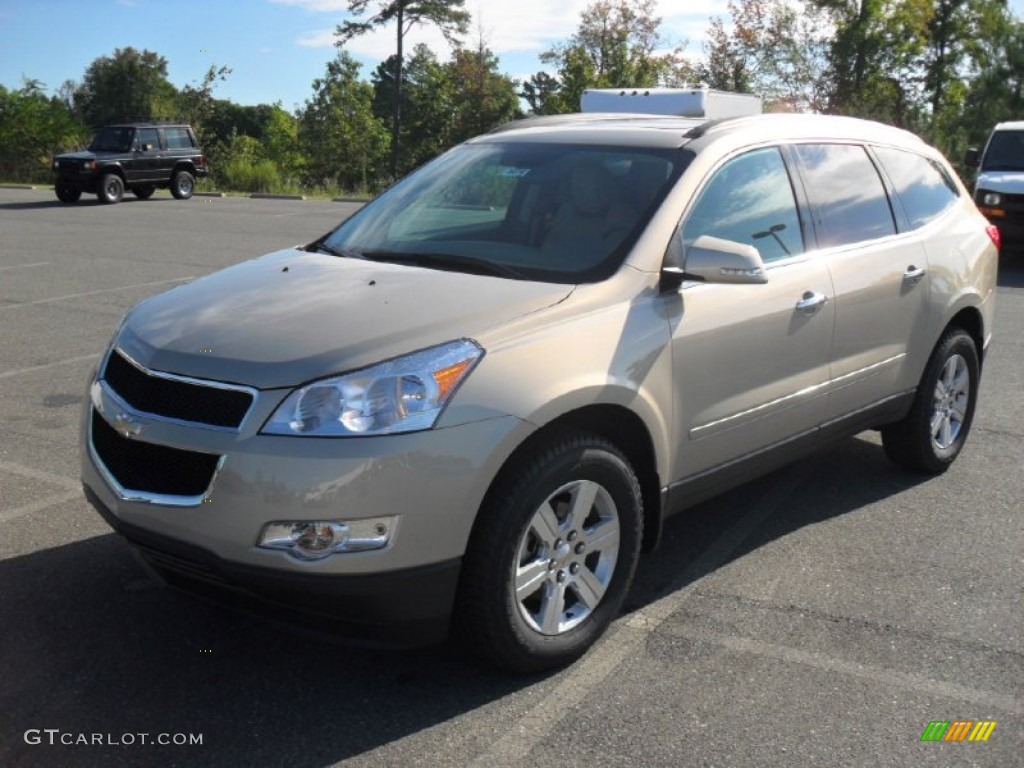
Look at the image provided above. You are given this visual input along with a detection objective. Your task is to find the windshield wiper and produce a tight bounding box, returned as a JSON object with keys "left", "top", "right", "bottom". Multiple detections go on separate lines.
{"left": 311, "top": 242, "right": 364, "bottom": 259}
{"left": 360, "top": 251, "right": 526, "bottom": 279}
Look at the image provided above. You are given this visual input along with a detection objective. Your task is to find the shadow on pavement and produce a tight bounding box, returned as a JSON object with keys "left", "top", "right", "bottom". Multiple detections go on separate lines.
{"left": 997, "top": 250, "right": 1024, "bottom": 287}
{"left": 0, "top": 435, "right": 930, "bottom": 767}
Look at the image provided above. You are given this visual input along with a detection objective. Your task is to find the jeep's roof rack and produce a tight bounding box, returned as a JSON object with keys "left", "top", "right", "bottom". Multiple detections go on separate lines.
{"left": 114, "top": 116, "right": 185, "bottom": 125}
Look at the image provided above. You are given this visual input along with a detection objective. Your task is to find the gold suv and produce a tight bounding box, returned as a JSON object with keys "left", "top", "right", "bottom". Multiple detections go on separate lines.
{"left": 82, "top": 113, "right": 998, "bottom": 672}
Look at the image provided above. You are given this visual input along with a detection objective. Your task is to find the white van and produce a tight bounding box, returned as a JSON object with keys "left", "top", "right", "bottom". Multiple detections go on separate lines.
{"left": 966, "top": 121, "right": 1024, "bottom": 248}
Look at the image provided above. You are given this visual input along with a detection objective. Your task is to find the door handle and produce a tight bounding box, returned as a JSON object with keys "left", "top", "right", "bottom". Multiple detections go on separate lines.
{"left": 903, "top": 265, "right": 926, "bottom": 285}
{"left": 795, "top": 291, "right": 828, "bottom": 315}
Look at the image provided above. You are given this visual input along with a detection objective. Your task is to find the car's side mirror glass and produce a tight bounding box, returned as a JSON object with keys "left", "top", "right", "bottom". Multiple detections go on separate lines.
{"left": 683, "top": 235, "right": 768, "bottom": 284}
{"left": 964, "top": 148, "right": 980, "bottom": 168}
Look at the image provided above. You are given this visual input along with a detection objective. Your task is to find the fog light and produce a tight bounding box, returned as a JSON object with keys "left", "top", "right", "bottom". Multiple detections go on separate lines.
{"left": 258, "top": 516, "right": 396, "bottom": 560}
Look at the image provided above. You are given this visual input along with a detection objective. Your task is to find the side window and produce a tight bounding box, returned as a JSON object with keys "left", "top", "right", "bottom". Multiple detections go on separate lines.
{"left": 137, "top": 128, "right": 159, "bottom": 150}
{"left": 792, "top": 144, "right": 896, "bottom": 248}
{"left": 873, "top": 146, "right": 959, "bottom": 229}
{"left": 682, "top": 147, "right": 803, "bottom": 263}
{"left": 164, "top": 127, "right": 195, "bottom": 150}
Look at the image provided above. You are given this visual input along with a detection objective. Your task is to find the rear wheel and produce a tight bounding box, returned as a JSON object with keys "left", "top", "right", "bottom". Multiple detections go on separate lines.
{"left": 55, "top": 184, "right": 81, "bottom": 203}
{"left": 882, "top": 328, "right": 979, "bottom": 474}
{"left": 98, "top": 173, "right": 123, "bottom": 204}
{"left": 133, "top": 185, "right": 156, "bottom": 200}
{"left": 455, "top": 429, "right": 642, "bottom": 673}
{"left": 170, "top": 170, "right": 194, "bottom": 200}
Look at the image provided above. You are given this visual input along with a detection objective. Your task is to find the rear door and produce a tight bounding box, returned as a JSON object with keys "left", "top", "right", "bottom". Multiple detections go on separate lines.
{"left": 790, "top": 143, "right": 930, "bottom": 421}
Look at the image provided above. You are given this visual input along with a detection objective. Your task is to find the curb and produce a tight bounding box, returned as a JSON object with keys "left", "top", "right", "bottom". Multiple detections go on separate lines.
{"left": 332, "top": 196, "right": 370, "bottom": 203}
{"left": 250, "top": 193, "right": 306, "bottom": 200}
{"left": 0, "top": 184, "right": 37, "bottom": 190}
{"left": 194, "top": 191, "right": 226, "bottom": 198}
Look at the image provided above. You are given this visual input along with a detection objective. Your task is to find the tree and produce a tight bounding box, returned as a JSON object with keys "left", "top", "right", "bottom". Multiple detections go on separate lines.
{"left": 534, "top": 0, "right": 690, "bottom": 114}
{"left": 446, "top": 42, "right": 521, "bottom": 143}
{"left": 299, "top": 51, "right": 390, "bottom": 192}
{"left": 702, "top": 0, "right": 832, "bottom": 112}
{"left": 335, "top": 1, "right": 470, "bottom": 178}
{"left": 0, "top": 79, "right": 86, "bottom": 182}
{"left": 75, "top": 48, "right": 178, "bottom": 128}
{"left": 372, "top": 45, "right": 454, "bottom": 173}
{"left": 177, "top": 64, "right": 232, "bottom": 150}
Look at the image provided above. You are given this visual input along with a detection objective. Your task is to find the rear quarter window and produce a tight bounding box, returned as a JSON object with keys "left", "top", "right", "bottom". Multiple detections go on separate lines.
{"left": 163, "top": 128, "right": 195, "bottom": 150}
{"left": 873, "top": 146, "right": 959, "bottom": 229}
{"left": 792, "top": 144, "right": 896, "bottom": 248}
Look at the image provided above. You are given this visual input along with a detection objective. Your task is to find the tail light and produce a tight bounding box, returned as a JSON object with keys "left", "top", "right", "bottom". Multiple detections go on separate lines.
{"left": 985, "top": 224, "right": 1001, "bottom": 251}
{"left": 198, "top": 155, "right": 206, "bottom": 167}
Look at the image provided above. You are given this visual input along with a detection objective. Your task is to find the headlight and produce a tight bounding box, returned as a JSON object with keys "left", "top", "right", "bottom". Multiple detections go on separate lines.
{"left": 982, "top": 192, "right": 1002, "bottom": 206}
{"left": 261, "top": 339, "right": 483, "bottom": 437}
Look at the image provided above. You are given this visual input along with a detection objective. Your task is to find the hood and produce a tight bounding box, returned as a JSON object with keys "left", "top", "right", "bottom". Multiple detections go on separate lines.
{"left": 116, "top": 249, "right": 573, "bottom": 389}
{"left": 54, "top": 150, "right": 97, "bottom": 161}
{"left": 976, "top": 171, "right": 1024, "bottom": 195}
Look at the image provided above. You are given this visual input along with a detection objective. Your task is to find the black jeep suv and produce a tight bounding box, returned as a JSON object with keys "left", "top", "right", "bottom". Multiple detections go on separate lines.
{"left": 52, "top": 122, "right": 208, "bottom": 204}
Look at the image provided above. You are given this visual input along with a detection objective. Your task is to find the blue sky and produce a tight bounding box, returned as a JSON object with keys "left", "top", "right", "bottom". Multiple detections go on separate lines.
{"left": 0, "top": 0, "right": 726, "bottom": 110}
{"left": 2, "top": 0, "right": 1022, "bottom": 112}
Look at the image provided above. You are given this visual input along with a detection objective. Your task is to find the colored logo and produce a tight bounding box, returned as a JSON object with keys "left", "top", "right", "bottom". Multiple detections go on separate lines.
{"left": 920, "top": 720, "right": 997, "bottom": 742}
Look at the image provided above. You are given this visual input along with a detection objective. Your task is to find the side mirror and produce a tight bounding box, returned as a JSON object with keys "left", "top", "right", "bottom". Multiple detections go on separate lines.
{"left": 964, "top": 148, "right": 980, "bottom": 168}
{"left": 682, "top": 235, "right": 768, "bottom": 284}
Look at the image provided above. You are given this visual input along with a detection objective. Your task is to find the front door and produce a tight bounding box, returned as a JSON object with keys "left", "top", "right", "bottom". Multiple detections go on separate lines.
{"left": 668, "top": 146, "right": 834, "bottom": 481}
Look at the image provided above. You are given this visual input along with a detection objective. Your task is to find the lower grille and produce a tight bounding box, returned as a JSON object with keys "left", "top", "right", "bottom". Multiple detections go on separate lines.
{"left": 91, "top": 408, "right": 221, "bottom": 497}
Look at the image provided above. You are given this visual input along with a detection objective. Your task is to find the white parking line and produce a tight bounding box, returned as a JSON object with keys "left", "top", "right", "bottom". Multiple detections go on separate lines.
{"left": 0, "top": 352, "right": 100, "bottom": 380}
{"left": 0, "top": 276, "right": 194, "bottom": 310}
{"left": 670, "top": 624, "right": 1023, "bottom": 716}
{"left": 467, "top": 467, "right": 808, "bottom": 768}
{"left": 0, "top": 261, "right": 50, "bottom": 272}
{"left": 0, "top": 489, "right": 82, "bottom": 524}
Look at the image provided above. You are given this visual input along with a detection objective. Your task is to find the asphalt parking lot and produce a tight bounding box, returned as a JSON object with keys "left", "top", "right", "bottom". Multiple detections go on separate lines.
{"left": 0, "top": 187, "right": 1020, "bottom": 767}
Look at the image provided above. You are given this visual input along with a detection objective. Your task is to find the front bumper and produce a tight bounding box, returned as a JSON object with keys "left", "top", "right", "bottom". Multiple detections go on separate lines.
{"left": 85, "top": 486, "right": 460, "bottom": 647}
{"left": 81, "top": 367, "right": 534, "bottom": 645}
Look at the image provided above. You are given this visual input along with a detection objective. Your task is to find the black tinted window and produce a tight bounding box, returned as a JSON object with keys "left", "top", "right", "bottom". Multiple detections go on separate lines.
{"left": 164, "top": 127, "right": 194, "bottom": 149}
{"left": 981, "top": 130, "right": 1024, "bottom": 171}
{"left": 874, "top": 146, "right": 958, "bottom": 229}
{"left": 137, "top": 128, "right": 159, "bottom": 149}
{"left": 682, "top": 147, "right": 803, "bottom": 263}
{"left": 793, "top": 144, "right": 895, "bottom": 248}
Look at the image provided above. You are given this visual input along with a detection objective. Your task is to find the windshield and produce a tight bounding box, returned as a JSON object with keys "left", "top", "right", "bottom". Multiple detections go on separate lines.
{"left": 88, "top": 126, "right": 135, "bottom": 152}
{"left": 320, "top": 141, "right": 690, "bottom": 283}
{"left": 982, "top": 130, "right": 1024, "bottom": 172}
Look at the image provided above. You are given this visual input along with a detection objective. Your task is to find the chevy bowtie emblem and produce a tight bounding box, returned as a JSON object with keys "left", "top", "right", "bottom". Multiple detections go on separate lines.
{"left": 111, "top": 412, "right": 143, "bottom": 439}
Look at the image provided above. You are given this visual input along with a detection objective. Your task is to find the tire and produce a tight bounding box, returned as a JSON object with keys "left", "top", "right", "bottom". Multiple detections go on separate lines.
{"left": 170, "top": 170, "right": 194, "bottom": 200}
{"left": 881, "top": 328, "right": 979, "bottom": 474}
{"left": 98, "top": 173, "right": 124, "bottom": 204}
{"left": 133, "top": 185, "right": 156, "bottom": 200}
{"left": 55, "top": 184, "right": 81, "bottom": 203}
{"left": 455, "top": 429, "right": 643, "bottom": 673}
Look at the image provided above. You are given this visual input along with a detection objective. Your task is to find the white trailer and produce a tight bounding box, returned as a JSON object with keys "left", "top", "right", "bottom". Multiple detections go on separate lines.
{"left": 580, "top": 88, "right": 762, "bottom": 119}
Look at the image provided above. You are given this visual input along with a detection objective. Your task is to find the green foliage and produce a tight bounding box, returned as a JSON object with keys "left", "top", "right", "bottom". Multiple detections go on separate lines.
{"left": 534, "top": 0, "right": 691, "bottom": 114}
{"left": 299, "top": 51, "right": 390, "bottom": 193}
{"left": 75, "top": 47, "right": 178, "bottom": 127}
{"left": 0, "top": 80, "right": 87, "bottom": 182}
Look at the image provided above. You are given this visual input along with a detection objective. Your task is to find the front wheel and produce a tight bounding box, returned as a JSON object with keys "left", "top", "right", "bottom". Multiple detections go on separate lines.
{"left": 881, "top": 328, "right": 980, "bottom": 474}
{"left": 55, "top": 184, "right": 81, "bottom": 203}
{"left": 98, "top": 174, "right": 123, "bottom": 204}
{"left": 455, "top": 430, "right": 642, "bottom": 673}
{"left": 170, "top": 170, "right": 194, "bottom": 200}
